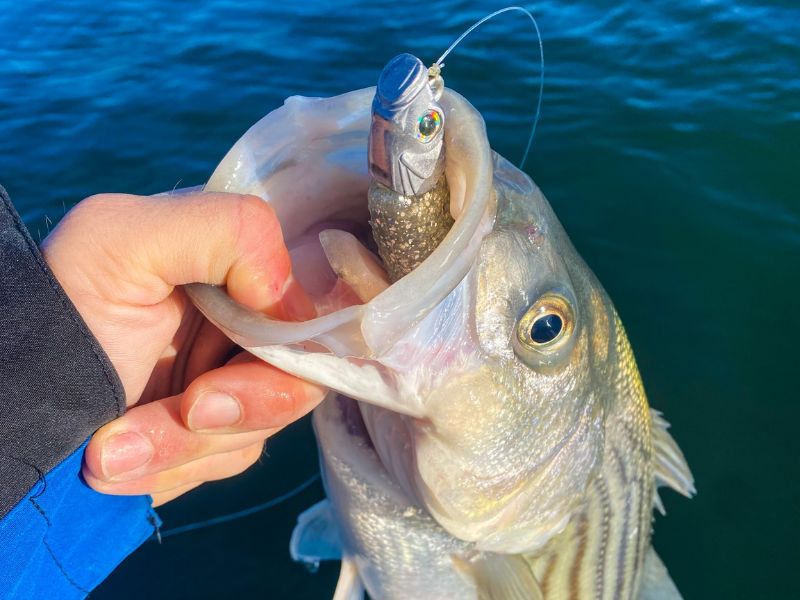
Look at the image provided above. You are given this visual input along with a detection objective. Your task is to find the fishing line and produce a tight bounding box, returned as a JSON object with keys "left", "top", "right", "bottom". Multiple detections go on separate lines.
{"left": 152, "top": 472, "right": 321, "bottom": 540}
{"left": 435, "top": 6, "right": 544, "bottom": 170}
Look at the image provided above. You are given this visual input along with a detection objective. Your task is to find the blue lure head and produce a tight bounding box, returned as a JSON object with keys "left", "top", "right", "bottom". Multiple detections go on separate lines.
{"left": 368, "top": 53, "right": 446, "bottom": 196}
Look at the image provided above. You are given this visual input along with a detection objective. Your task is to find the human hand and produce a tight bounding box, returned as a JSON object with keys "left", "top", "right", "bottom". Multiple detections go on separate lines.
{"left": 42, "top": 191, "right": 323, "bottom": 506}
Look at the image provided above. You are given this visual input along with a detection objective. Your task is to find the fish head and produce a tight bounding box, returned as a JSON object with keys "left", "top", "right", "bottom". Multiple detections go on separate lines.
{"left": 188, "top": 87, "right": 616, "bottom": 554}
{"left": 353, "top": 156, "right": 613, "bottom": 553}
{"left": 369, "top": 53, "right": 446, "bottom": 196}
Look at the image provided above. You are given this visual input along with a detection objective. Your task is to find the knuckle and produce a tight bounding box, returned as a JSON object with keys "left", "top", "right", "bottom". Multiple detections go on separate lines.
{"left": 72, "top": 193, "right": 133, "bottom": 221}
{"left": 281, "top": 378, "right": 314, "bottom": 423}
{"left": 237, "top": 192, "right": 273, "bottom": 217}
{"left": 235, "top": 194, "right": 281, "bottom": 240}
{"left": 55, "top": 195, "right": 104, "bottom": 234}
{"left": 57, "top": 194, "right": 141, "bottom": 247}
{"left": 75, "top": 193, "right": 110, "bottom": 214}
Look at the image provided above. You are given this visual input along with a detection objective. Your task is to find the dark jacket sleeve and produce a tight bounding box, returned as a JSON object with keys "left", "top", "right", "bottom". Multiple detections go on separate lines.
{"left": 0, "top": 185, "right": 159, "bottom": 598}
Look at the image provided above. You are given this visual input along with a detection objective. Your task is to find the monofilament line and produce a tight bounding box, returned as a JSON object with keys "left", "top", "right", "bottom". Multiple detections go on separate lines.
{"left": 154, "top": 472, "right": 321, "bottom": 540}
{"left": 435, "top": 6, "right": 545, "bottom": 171}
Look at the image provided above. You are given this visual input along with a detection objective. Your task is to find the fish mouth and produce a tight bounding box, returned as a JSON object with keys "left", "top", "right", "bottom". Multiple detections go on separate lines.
{"left": 186, "top": 87, "right": 494, "bottom": 417}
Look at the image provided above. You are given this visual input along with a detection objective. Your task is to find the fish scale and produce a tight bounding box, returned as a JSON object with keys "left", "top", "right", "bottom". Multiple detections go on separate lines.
{"left": 525, "top": 314, "right": 654, "bottom": 600}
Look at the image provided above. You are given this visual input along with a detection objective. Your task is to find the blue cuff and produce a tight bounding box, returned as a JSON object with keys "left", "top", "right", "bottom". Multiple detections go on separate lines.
{"left": 0, "top": 441, "right": 160, "bottom": 599}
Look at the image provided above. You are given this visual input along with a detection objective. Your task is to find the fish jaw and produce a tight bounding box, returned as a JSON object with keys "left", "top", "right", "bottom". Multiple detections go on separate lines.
{"left": 193, "top": 84, "right": 494, "bottom": 354}
{"left": 238, "top": 273, "right": 483, "bottom": 421}
{"left": 246, "top": 345, "right": 426, "bottom": 418}
{"left": 185, "top": 263, "right": 482, "bottom": 420}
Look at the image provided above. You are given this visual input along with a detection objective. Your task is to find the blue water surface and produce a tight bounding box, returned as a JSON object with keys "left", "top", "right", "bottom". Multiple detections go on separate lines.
{"left": 1, "top": 1, "right": 798, "bottom": 598}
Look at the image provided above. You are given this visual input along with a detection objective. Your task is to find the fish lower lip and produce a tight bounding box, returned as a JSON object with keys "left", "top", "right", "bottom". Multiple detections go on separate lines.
{"left": 246, "top": 345, "right": 425, "bottom": 418}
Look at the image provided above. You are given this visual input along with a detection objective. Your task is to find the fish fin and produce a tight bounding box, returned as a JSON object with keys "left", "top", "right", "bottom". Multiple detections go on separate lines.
{"left": 333, "top": 557, "right": 364, "bottom": 600}
{"left": 637, "top": 547, "right": 683, "bottom": 600}
{"left": 452, "top": 553, "right": 543, "bottom": 600}
{"left": 653, "top": 491, "right": 667, "bottom": 516}
{"left": 651, "top": 410, "right": 696, "bottom": 508}
{"left": 290, "top": 500, "right": 342, "bottom": 564}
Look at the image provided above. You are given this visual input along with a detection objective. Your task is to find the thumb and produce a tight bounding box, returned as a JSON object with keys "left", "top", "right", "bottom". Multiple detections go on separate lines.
{"left": 45, "top": 191, "right": 314, "bottom": 319}
{"left": 42, "top": 191, "right": 315, "bottom": 404}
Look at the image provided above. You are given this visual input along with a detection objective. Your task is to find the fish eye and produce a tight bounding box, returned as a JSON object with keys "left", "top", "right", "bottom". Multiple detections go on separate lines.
{"left": 515, "top": 293, "right": 574, "bottom": 352}
{"left": 416, "top": 109, "right": 442, "bottom": 142}
{"left": 530, "top": 313, "right": 563, "bottom": 344}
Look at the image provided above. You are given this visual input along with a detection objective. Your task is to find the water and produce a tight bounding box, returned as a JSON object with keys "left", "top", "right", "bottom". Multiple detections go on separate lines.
{"left": 1, "top": 1, "right": 797, "bottom": 598}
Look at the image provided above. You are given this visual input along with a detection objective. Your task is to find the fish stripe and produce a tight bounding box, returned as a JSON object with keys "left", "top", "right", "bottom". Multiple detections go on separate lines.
{"left": 593, "top": 476, "right": 611, "bottom": 599}
{"left": 539, "top": 553, "right": 557, "bottom": 597}
{"left": 611, "top": 447, "right": 632, "bottom": 600}
{"left": 526, "top": 322, "right": 658, "bottom": 599}
{"left": 630, "top": 486, "right": 646, "bottom": 596}
{"left": 568, "top": 511, "right": 589, "bottom": 600}
{"left": 634, "top": 456, "right": 655, "bottom": 594}
{"left": 529, "top": 440, "right": 653, "bottom": 599}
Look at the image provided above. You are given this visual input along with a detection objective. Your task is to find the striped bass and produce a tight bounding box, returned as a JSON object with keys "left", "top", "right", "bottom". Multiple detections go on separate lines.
{"left": 187, "top": 55, "right": 694, "bottom": 599}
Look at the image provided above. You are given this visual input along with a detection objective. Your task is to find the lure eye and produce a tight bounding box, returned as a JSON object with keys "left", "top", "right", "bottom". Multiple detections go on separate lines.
{"left": 516, "top": 293, "right": 574, "bottom": 351}
{"left": 417, "top": 109, "right": 442, "bottom": 142}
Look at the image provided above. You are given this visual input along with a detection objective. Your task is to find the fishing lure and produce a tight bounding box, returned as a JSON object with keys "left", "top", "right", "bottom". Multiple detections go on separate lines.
{"left": 367, "top": 53, "right": 453, "bottom": 281}
{"left": 368, "top": 6, "right": 543, "bottom": 281}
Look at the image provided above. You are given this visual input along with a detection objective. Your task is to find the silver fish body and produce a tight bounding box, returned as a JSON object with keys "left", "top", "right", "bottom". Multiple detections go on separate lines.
{"left": 187, "top": 84, "right": 694, "bottom": 599}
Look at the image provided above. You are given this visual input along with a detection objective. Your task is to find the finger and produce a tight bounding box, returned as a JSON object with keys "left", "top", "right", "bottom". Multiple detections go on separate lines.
{"left": 182, "top": 359, "right": 326, "bottom": 433}
{"left": 137, "top": 302, "right": 206, "bottom": 403}
{"left": 45, "top": 191, "right": 314, "bottom": 317}
{"left": 86, "top": 441, "right": 265, "bottom": 496}
{"left": 151, "top": 481, "right": 203, "bottom": 507}
{"left": 182, "top": 317, "right": 238, "bottom": 386}
{"left": 225, "top": 350, "right": 258, "bottom": 366}
{"left": 84, "top": 393, "right": 278, "bottom": 483}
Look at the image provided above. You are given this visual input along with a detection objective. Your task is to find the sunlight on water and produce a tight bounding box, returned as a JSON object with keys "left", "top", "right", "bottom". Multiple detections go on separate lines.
{"left": 1, "top": 1, "right": 797, "bottom": 598}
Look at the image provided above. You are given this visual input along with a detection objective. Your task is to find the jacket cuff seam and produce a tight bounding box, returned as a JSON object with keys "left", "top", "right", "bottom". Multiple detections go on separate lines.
{"left": 0, "top": 184, "right": 126, "bottom": 418}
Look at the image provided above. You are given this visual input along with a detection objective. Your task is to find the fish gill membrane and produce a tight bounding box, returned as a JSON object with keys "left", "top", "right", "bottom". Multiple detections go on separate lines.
{"left": 185, "top": 88, "right": 693, "bottom": 599}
